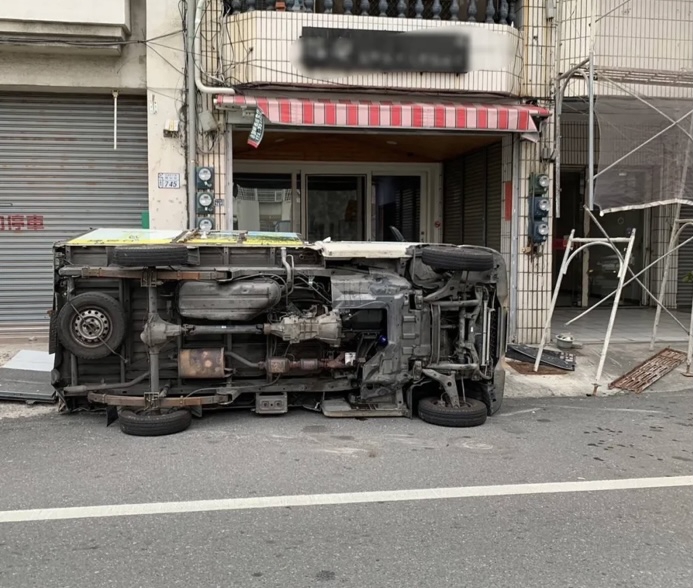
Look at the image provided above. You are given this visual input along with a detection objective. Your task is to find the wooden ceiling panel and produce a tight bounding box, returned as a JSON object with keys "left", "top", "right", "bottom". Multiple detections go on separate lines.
{"left": 232, "top": 130, "right": 502, "bottom": 163}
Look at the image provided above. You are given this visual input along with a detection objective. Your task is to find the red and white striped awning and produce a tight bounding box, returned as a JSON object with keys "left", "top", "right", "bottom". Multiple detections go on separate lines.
{"left": 215, "top": 95, "right": 550, "bottom": 133}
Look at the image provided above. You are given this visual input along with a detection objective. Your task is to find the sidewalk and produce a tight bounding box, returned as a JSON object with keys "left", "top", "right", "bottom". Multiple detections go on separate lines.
{"left": 505, "top": 341, "right": 693, "bottom": 398}
{"left": 0, "top": 336, "right": 55, "bottom": 419}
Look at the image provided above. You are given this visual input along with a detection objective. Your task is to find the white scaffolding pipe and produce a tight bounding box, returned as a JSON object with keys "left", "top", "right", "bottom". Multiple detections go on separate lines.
{"left": 593, "top": 110, "right": 693, "bottom": 181}
{"left": 650, "top": 112, "right": 693, "bottom": 348}
{"left": 549, "top": 0, "right": 693, "bottom": 388}
{"left": 686, "top": 295, "right": 693, "bottom": 375}
{"left": 586, "top": 207, "right": 691, "bottom": 333}
{"left": 598, "top": 75, "right": 693, "bottom": 143}
{"left": 534, "top": 229, "right": 637, "bottom": 385}
{"left": 587, "top": 56, "right": 595, "bottom": 210}
{"left": 566, "top": 230, "right": 693, "bottom": 325}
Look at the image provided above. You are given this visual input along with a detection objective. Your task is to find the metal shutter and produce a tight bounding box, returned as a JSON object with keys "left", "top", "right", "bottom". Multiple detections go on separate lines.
{"left": 0, "top": 93, "right": 149, "bottom": 332}
{"left": 443, "top": 160, "right": 464, "bottom": 244}
{"left": 399, "top": 180, "right": 421, "bottom": 242}
{"left": 485, "top": 143, "right": 503, "bottom": 252}
{"left": 463, "top": 149, "right": 487, "bottom": 246}
{"left": 677, "top": 204, "right": 693, "bottom": 309}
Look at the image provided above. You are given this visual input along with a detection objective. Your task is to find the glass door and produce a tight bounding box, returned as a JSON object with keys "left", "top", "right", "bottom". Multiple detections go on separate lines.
{"left": 588, "top": 206, "right": 646, "bottom": 306}
{"left": 371, "top": 175, "right": 422, "bottom": 242}
{"left": 305, "top": 175, "right": 367, "bottom": 242}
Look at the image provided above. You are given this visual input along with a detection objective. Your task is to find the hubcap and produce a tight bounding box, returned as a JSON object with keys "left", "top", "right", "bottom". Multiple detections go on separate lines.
{"left": 72, "top": 308, "right": 110, "bottom": 347}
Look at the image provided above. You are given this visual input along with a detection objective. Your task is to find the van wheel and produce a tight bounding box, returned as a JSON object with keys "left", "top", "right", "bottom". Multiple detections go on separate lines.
{"left": 56, "top": 292, "right": 126, "bottom": 360}
{"left": 421, "top": 246, "right": 495, "bottom": 272}
{"left": 111, "top": 245, "right": 192, "bottom": 267}
{"left": 418, "top": 397, "right": 488, "bottom": 427}
{"left": 118, "top": 409, "right": 192, "bottom": 436}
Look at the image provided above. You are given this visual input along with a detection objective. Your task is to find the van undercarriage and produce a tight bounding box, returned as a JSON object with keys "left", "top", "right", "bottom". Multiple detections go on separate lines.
{"left": 51, "top": 230, "right": 508, "bottom": 436}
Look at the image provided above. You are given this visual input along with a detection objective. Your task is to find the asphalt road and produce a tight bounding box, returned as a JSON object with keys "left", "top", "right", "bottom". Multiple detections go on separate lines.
{"left": 1, "top": 391, "right": 692, "bottom": 588}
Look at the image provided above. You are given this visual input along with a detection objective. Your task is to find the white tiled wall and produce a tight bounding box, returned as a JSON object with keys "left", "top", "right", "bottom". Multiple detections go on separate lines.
{"left": 504, "top": 0, "right": 556, "bottom": 344}
{"left": 222, "top": 11, "right": 524, "bottom": 96}
{"left": 556, "top": 1, "right": 692, "bottom": 321}
{"left": 559, "top": 0, "right": 693, "bottom": 98}
{"left": 560, "top": 114, "right": 681, "bottom": 309}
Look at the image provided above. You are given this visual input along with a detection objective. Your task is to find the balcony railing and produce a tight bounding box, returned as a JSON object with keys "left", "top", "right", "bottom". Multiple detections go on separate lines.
{"left": 222, "top": 1, "right": 517, "bottom": 26}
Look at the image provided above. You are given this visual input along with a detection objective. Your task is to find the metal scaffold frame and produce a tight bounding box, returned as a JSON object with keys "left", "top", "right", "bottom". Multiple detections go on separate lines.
{"left": 539, "top": 0, "right": 693, "bottom": 385}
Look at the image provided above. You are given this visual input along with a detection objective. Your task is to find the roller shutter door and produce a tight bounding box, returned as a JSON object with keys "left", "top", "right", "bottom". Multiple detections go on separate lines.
{"left": 443, "top": 160, "right": 464, "bottom": 244}
{"left": 0, "top": 93, "right": 149, "bottom": 333}
{"left": 677, "top": 203, "right": 693, "bottom": 309}
{"left": 463, "top": 149, "right": 487, "bottom": 247}
{"left": 485, "top": 142, "right": 503, "bottom": 252}
{"left": 399, "top": 181, "right": 421, "bottom": 242}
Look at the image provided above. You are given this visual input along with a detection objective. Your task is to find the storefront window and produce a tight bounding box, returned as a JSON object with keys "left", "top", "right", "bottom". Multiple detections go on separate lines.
{"left": 232, "top": 173, "right": 293, "bottom": 232}
{"left": 306, "top": 175, "right": 366, "bottom": 242}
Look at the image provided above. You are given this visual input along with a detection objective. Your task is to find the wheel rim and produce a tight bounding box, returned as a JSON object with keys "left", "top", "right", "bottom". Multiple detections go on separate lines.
{"left": 72, "top": 308, "right": 111, "bottom": 348}
{"left": 436, "top": 398, "right": 475, "bottom": 409}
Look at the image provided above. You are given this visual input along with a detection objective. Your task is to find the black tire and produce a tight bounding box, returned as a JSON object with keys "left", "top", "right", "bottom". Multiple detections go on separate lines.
{"left": 421, "top": 246, "right": 495, "bottom": 272}
{"left": 118, "top": 409, "right": 192, "bottom": 436}
{"left": 111, "top": 245, "right": 191, "bottom": 268}
{"left": 418, "top": 397, "right": 488, "bottom": 428}
{"left": 48, "top": 309, "right": 58, "bottom": 356}
{"left": 56, "top": 292, "right": 126, "bottom": 360}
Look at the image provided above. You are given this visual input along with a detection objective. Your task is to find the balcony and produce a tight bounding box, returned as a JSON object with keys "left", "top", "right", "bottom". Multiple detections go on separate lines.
{"left": 0, "top": 0, "right": 132, "bottom": 57}
{"left": 209, "top": 1, "right": 523, "bottom": 95}
{"left": 222, "top": 1, "right": 518, "bottom": 23}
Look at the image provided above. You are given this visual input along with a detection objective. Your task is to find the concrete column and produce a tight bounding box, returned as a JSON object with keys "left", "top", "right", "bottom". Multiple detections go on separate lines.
{"left": 512, "top": 0, "right": 556, "bottom": 344}
{"left": 146, "top": 0, "right": 188, "bottom": 229}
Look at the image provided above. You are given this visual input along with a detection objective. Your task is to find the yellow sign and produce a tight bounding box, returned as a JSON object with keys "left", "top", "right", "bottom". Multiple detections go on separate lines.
{"left": 186, "top": 231, "right": 304, "bottom": 246}
{"left": 67, "top": 229, "right": 185, "bottom": 246}
{"left": 65, "top": 229, "right": 305, "bottom": 248}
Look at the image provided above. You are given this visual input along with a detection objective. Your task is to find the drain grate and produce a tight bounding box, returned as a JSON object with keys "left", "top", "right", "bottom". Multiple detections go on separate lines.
{"left": 609, "top": 347, "right": 686, "bottom": 393}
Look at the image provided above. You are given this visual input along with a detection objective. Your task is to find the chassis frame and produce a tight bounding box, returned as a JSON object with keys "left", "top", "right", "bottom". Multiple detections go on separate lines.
{"left": 50, "top": 229, "right": 509, "bottom": 428}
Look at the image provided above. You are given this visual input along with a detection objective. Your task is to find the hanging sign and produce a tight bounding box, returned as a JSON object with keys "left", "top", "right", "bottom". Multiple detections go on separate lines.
{"left": 247, "top": 109, "right": 265, "bottom": 148}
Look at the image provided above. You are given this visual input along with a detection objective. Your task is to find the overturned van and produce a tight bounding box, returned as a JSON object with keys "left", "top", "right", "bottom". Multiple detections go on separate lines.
{"left": 50, "top": 229, "right": 508, "bottom": 436}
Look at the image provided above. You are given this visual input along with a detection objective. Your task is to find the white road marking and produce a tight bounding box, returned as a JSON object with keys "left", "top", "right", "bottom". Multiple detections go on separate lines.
{"left": 548, "top": 405, "right": 664, "bottom": 414}
{"left": 1, "top": 476, "right": 691, "bottom": 525}
{"left": 499, "top": 408, "right": 542, "bottom": 417}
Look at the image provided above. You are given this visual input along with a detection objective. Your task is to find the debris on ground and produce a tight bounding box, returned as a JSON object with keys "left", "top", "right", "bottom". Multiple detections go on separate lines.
{"left": 507, "top": 344, "right": 576, "bottom": 371}
{"left": 609, "top": 347, "right": 687, "bottom": 393}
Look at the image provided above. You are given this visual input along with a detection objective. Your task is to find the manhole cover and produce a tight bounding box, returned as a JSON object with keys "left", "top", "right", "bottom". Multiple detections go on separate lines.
{"left": 609, "top": 347, "right": 686, "bottom": 393}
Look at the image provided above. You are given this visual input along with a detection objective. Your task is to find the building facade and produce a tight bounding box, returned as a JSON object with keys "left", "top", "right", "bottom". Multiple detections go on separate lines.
{"left": 0, "top": 0, "right": 556, "bottom": 344}
{"left": 555, "top": 0, "right": 693, "bottom": 315}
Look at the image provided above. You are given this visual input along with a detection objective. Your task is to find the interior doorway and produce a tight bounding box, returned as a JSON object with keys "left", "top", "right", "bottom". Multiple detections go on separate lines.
{"left": 554, "top": 170, "right": 585, "bottom": 307}
{"left": 305, "top": 175, "right": 367, "bottom": 242}
{"left": 587, "top": 205, "right": 646, "bottom": 306}
{"left": 554, "top": 169, "right": 648, "bottom": 308}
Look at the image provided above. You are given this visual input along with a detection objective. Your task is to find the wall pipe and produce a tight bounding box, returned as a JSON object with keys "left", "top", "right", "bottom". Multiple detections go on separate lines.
{"left": 586, "top": 0, "right": 596, "bottom": 211}
{"left": 186, "top": 1, "right": 198, "bottom": 229}
{"left": 193, "top": 0, "right": 236, "bottom": 97}
{"left": 191, "top": 0, "right": 236, "bottom": 231}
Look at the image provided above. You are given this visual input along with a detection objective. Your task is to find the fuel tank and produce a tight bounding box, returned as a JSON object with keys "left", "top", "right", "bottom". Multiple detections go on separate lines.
{"left": 177, "top": 279, "right": 282, "bottom": 321}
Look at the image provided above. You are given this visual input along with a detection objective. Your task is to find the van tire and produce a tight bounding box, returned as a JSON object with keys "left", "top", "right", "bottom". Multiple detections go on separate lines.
{"left": 112, "top": 245, "right": 192, "bottom": 267}
{"left": 118, "top": 409, "right": 192, "bottom": 436}
{"left": 421, "top": 246, "right": 495, "bottom": 272}
{"left": 418, "top": 397, "right": 488, "bottom": 427}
